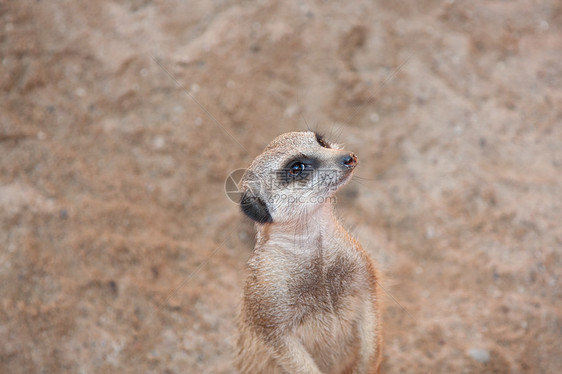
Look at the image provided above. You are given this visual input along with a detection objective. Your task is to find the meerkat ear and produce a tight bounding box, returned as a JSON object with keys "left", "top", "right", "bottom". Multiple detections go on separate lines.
{"left": 240, "top": 190, "right": 272, "bottom": 224}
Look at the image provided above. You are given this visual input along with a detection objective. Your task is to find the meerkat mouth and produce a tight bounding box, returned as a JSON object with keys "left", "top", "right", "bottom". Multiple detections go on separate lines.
{"left": 315, "top": 168, "right": 354, "bottom": 194}
{"left": 335, "top": 169, "right": 354, "bottom": 188}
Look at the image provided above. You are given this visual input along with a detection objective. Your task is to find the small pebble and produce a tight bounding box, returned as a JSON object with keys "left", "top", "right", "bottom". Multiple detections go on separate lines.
{"left": 284, "top": 104, "right": 298, "bottom": 118}
{"left": 425, "top": 226, "right": 435, "bottom": 239}
{"left": 153, "top": 136, "right": 165, "bottom": 149}
{"left": 467, "top": 347, "right": 490, "bottom": 364}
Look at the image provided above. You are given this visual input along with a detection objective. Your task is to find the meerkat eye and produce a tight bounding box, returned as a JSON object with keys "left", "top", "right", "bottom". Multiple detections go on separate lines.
{"left": 281, "top": 157, "right": 316, "bottom": 184}
{"left": 289, "top": 162, "right": 306, "bottom": 176}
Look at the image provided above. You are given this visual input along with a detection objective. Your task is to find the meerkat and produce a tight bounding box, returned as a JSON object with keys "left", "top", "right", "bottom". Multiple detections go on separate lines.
{"left": 234, "top": 131, "right": 382, "bottom": 374}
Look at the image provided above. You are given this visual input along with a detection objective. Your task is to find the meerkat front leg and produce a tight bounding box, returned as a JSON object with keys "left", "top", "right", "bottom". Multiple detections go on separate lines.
{"left": 271, "top": 335, "right": 323, "bottom": 374}
{"left": 354, "top": 297, "right": 380, "bottom": 374}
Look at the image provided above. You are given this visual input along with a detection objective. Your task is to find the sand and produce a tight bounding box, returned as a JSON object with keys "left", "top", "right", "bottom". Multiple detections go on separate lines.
{"left": 1, "top": 0, "right": 561, "bottom": 372}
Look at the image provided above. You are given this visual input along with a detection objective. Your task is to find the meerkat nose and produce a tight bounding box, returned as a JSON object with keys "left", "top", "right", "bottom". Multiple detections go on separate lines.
{"left": 342, "top": 153, "right": 358, "bottom": 168}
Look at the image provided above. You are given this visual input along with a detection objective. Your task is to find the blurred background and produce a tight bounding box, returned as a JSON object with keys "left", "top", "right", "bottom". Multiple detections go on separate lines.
{"left": 1, "top": 0, "right": 561, "bottom": 373}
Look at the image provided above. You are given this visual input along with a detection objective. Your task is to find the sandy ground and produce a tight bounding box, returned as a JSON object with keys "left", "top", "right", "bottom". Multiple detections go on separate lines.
{"left": 1, "top": 0, "right": 562, "bottom": 373}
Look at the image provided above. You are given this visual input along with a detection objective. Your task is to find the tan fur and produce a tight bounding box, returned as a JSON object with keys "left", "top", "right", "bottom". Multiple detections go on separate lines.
{"left": 235, "top": 131, "right": 382, "bottom": 373}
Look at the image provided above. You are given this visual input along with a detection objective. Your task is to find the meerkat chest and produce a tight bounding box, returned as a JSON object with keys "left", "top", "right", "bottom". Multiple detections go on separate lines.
{"left": 284, "top": 248, "right": 366, "bottom": 318}
{"left": 250, "top": 236, "right": 370, "bottom": 331}
{"left": 291, "top": 257, "right": 366, "bottom": 373}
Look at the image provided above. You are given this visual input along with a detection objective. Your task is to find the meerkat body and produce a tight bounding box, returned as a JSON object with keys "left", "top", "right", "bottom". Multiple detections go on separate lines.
{"left": 235, "top": 132, "right": 382, "bottom": 374}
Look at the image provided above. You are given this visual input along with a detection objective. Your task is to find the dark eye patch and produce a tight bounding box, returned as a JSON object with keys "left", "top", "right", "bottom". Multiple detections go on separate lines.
{"left": 315, "top": 132, "right": 331, "bottom": 149}
{"left": 278, "top": 156, "right": 318, "bottom": 185}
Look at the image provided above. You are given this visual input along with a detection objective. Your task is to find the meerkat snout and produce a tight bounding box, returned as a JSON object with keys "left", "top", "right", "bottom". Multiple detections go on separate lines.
{"left": 235, "top": 131, "right": 383, "bottom": 374}
{"left": 342, "top": 152, "right": 358, "bottom": 168}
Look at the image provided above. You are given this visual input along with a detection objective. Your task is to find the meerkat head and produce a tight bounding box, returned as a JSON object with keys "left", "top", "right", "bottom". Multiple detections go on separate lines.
{"left": 239, "top": 131, "right": 358, "bottom": 224}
